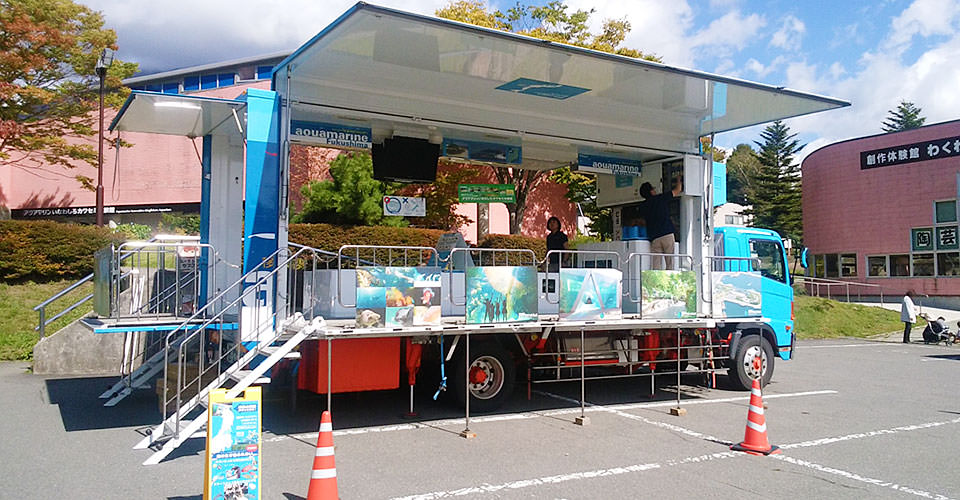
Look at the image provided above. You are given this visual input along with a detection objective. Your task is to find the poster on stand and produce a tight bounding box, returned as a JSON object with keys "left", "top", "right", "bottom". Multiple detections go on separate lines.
{"left": 204, "top": 387, "right": 261, "bottom": 500}
{"left": 640, "top": 270, "right": 697, "bottom": 319}
{"left": 559, "top": 269, "right": 622, "bottom": 321}
{"left": 355, "top": 266, "right": 441, "bottom": 328}
{"left": 712, "top": 272, "right": 762, "bottom": 318}
{"left": 465, "top": 266, "right": 538, "bottom": 324}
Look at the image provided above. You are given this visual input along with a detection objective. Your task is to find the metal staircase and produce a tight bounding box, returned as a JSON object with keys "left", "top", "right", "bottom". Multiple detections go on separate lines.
{"left": 123, "top": 245, "right": 330, "bottom": 465}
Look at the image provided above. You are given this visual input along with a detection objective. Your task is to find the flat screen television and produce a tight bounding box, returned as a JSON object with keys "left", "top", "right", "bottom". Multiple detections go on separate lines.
{"left": 372, "top": 136, "right": 440, "bottom": 183}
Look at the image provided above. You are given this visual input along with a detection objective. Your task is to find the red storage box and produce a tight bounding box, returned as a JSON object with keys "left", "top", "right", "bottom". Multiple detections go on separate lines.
{"left": 297, "top": 338, "right": 401, "bottom": 394}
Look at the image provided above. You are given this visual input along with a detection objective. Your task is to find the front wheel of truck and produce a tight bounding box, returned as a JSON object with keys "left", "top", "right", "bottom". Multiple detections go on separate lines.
{"left": 729, "top": 334, "right": 774, "bottom": 390}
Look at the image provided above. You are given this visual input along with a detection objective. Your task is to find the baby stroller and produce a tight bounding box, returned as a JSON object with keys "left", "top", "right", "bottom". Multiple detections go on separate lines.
{"left": 920, "top": 315, "right": 957, "bottom": 345}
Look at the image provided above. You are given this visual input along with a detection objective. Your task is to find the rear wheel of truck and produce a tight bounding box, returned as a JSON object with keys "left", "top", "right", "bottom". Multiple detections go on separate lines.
{"left": 450, "top": 340, "right": 516, "bottom": 413}
{"left": 729, "top": 334, "right": 774, "bottom": 390}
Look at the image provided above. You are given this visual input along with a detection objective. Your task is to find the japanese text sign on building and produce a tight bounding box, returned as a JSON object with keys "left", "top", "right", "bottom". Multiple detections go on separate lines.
{"left": 937, "top": 226, "right": 959, "bottom": 250}
{"left": 204, "top": 387, "right": 261, "bottom": 500}
{"left": 458, "top": 184, "right": 516, "bottom": 203}
{"left": 912, "top": 227, "right": 934, "bottom": 251}
{"left": 861, "top": 135, "right": 960, "bottom": 170}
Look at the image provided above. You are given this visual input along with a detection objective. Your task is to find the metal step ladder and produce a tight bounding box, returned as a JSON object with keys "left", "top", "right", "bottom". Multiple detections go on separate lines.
{"left": 139, "top": 326, "right": 311, "bottom": 465}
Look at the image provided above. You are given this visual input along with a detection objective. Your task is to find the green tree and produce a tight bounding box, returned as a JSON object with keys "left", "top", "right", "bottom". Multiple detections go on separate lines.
{"left": 882, "top": 100, "right": 926, "bottom": 133}
{"left": 437, "top": 0, "right": 659, "bottom": 234}
{"left": 548, "top": 166, "right": 611, "bottom": 239}
{"left": 744, "top": 121, "right": 804, "bottom": 243}
{"left": 295, "top": 152, "right": 406, "bottom": 227}
{"left": 725, "top": 144, "right": 761, "bottom": 205}
{"left": 0, "top": 0, "right": 138, "bottom": 189}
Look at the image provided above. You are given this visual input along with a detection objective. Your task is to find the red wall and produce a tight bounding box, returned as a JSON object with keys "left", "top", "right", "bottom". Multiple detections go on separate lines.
{"left": 802, "top": 119, "right": 960, "bottom": 295}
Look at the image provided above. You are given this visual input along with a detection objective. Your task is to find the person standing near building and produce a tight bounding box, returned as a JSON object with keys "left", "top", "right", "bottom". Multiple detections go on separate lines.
{"left": 639, "top": 177, "right": 682, "bottom": 269}
{"left": 901, "top": 290, "right": 917, "bottom": 343}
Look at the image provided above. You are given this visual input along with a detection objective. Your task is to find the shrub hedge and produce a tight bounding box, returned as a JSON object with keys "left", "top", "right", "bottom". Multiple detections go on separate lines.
{"left": 288, "top": 223, "right": 447, "bottom": 253}
{"left": 0, "top": 220, "right": 125, "bottom": 281}
{"left": 478, "top": 234, "right": 547, "bottom": 262}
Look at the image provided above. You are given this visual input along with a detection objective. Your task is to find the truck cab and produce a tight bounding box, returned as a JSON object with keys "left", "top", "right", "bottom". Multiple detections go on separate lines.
{"left": 714, "top": 226, "right": 795, "bottom": 387}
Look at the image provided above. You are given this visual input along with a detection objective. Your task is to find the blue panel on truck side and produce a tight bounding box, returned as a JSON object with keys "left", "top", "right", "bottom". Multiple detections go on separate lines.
{"left": 243, "top": 88, "right": 281, "bottom": 274}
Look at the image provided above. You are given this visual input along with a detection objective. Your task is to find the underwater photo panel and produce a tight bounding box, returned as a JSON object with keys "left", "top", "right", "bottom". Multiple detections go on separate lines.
{"left": 356, "top": 266, "right": 441, "bottom": 328}
{"left": 559, "top": 268, "right": 622, "bottom": 321}
{"left": 465, "top": 266, "right": 538, "bottom": 324}
{"left": 640, "top": 270, "right": 697, "bottom": 319}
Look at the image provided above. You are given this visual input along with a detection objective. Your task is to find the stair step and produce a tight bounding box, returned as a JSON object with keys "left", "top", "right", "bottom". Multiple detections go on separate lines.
{"left": 261, "top": 346, "right": 301, "bottom": 359}
{"left": 229, "top": 369, "right": 271, "bottom": 385}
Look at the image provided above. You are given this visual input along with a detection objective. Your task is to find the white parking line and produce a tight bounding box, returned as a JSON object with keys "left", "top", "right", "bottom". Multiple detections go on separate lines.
{"left": 772, "top": 455, "right": 955, "bottom": 500}
{"left": 802, "top": 343, "right": 901, "bottom": 348}
{"left": 388, "top": 416, "right": 960, "bottom": 500}
{"left": 262, "top": 389, "right": 837, "bottom": 443}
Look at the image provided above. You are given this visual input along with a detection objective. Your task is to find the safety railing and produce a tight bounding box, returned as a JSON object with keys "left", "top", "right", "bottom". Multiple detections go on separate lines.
{"left": 542, "top": 249, "right": 622, "bottom": 305}
{"left": 795, "top": 276, "right": 885, "bottom": 305}
{"left": 446, "top": 247, "right": 537, "bottom": 307}
{"left": 336, "top": 245, "right": 439, "bottom": 308}
{"left": 703, "top": 255, "right": 762, "bottom": 307}
{"left": 623, "top": 252, "right": 696, "bottom": 305}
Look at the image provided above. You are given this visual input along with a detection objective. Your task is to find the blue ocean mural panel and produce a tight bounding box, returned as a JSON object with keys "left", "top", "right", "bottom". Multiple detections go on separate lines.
{"left": 465, "top": 266, "right": 538, "bottom": 324}
{"left": 559, "top": 269, "right": 622, "bottom": 321}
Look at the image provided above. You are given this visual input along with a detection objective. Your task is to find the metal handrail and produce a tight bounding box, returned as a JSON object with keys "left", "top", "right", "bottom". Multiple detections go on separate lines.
{"left": 542, "top": 249, "right": 622, "bottom": 305}
{"left": 623, "top": 252, "right": 696, "bottom": 304}
{"left": 336, "top": 245, "right": 440, "bottom": 308}
{"left": 795, "top": 275, "right": 885, "bottom": 304}
{"left": 446, "top": 247, "right": 537, "bottom": 306}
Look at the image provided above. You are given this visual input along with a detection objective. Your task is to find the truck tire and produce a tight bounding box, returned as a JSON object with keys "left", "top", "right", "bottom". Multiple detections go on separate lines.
{"left": 729, "top": 334, "right": 774, "bottom": 390}
{"left": 450, "top": 340, "right": 516, "bottom": 413}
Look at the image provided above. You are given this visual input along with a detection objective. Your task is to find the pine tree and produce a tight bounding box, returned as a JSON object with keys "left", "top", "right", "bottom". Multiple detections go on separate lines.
{"left": 881, "top": 100, "right": 926, "bottom": 133}
{"left": 743, "top": 121, "right": 804, "bottom": 243}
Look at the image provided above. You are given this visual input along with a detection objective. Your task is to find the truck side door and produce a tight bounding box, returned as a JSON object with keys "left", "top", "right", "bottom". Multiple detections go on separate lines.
{"left": 749, "top": 237, "right": 794, "bottom": 351}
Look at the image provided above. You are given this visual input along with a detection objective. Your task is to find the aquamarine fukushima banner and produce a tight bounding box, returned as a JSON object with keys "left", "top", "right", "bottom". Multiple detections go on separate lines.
{"left": 640, "top": 270, "right": 697, "bottom": 319}
{"left": 465, "top": 266, "right": 538, "bottom": 324}
{"left": 559, "top": 268, "right": 622, "bottom": 321}
{"left": 356, "top": 266, "right": 441, "bottom": 328}
{"left": 712, "top": 271, "right": 762, "bottom": 318}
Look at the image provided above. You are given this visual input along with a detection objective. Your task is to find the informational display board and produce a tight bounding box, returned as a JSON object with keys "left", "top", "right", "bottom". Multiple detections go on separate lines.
{"left": 577, "top": 152, "right": 642, "bottom": 177}
{"left": 559, "top": 268, "right": 622, "bottom": 321}
{"left": 442, "top": 138, "right": 521, "bottom": 164}
{"left": 356, "top": 267, "right": 442, "bottom": 328}
{"left": 382, "top": 196, "right": 425, "bottom": 217}
{"left": 289, "top": 120, "right": 372, "bottom": 149}
{"left": 712, "top": 271, "right": 762, "bottom": 318}
{"left": 465, "top": 266, "right": 538, "bottom": 323}
{"left": 640, "top": 270, "right": 697, "bottom": 319}
{"left": 204, "top": 387, "right": 261, "bottom": 500}
{"left": 458, "top": 184, "right": 516, "bottom": 203}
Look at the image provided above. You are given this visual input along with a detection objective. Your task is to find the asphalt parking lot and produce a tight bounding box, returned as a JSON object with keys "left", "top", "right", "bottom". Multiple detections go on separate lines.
{"left": 3, "top": 337, "right": 959, "bottom": 499}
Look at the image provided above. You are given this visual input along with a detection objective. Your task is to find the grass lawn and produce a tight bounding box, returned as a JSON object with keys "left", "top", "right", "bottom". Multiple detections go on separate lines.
{"left": 793, "top": 294, "right": 913, "bottom": 339}
{"left": 0, "top": 280, "right": 93, "bottom": 361}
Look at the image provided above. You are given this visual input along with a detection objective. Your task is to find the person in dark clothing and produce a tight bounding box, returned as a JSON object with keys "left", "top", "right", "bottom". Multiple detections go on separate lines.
{"left": 546, "top": 216, "right": 568, "bottom": 272}
{"left": 639, "top": 177, "right": 682, "bottom": 269}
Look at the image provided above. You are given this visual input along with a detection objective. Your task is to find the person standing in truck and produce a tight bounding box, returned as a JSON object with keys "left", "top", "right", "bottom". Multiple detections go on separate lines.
{"left": 901, "top": 290, "right": 917, "bottom": 343}
{"left": 639, "top": 177, "right": 682, "bottom": 269}
{"left": 546, "top": 216, "right": 568, "bottom": 272}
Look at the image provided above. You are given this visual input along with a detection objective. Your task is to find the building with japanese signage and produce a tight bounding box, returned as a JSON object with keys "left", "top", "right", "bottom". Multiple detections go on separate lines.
{"left": 802, "top": 119, "right": 960, "bottom": 306}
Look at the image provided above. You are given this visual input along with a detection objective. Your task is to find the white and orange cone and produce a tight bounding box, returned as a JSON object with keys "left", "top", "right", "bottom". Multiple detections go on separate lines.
{"left": 730, "top": 378, "right": 781, "bottom": 456}
{"left": 307, "top": 411, "right": 338, "bottom": 500}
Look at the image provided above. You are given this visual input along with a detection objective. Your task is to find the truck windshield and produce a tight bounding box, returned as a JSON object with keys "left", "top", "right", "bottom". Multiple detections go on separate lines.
{"left": 750, "top": 239, "right": 786, "bottom": 283}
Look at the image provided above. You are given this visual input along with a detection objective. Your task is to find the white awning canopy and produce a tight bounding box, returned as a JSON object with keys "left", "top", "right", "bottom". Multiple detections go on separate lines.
{"left": 109, "top": 91, "right": 246, "bottom": 138}
{"left": 273, "top": 2, "right": 848, "bottom": 167}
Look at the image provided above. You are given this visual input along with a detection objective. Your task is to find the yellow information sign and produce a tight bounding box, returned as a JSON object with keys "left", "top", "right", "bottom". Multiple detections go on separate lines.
{"left": 204, "top": 387, "right": 262, "bottom": 500}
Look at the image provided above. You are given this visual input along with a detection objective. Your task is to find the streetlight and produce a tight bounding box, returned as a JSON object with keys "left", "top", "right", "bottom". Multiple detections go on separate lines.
{"left": 95, "top": 48, "right": 114, "bottom": 226}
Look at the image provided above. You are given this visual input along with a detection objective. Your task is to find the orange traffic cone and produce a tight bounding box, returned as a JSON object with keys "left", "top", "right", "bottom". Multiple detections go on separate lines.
{"left": 730, "top": 378, "right": 781, "bottom": 456}
{"left": 307, "top": 411, "right": 338, "bottom": 500}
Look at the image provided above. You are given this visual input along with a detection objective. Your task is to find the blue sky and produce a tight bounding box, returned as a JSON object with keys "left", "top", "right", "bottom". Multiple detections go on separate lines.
{"left": 86, "top": 0, "right": 960, "bottom": 161}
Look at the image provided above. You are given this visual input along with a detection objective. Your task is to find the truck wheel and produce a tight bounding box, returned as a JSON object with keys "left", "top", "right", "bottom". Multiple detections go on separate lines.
{"left": 729, "top": 335, "right": 774, "bottom": 390}
{"left": 450, "top": 341, "right": 516, "bottom": 413}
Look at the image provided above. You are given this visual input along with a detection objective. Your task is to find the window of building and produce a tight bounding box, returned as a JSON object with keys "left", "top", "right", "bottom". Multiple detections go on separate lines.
{"left": 890, "top": 254, "right": 910, "bottom": 277}
{"left": 162, "top": 82, "right": 179, "bottom": 94}
{"left": 912, "top": 253, "right": 934, "bottom": 276}
{"left": 937, "top": 253, "right": 960, "bottom": 276}
{"left": 840, "top": 254, "right": 857, "bottom": 277}
{"left": 145, "top": 83, "right": 162, "bottom": 92}
{"left": 825, "top": 254, "right": 839, "bottom": 278}
{"left": 935, "top": 200, "right": 957, "bottom": 223}
{"left": 218, "top": 73, "right": 235, "bottom": 86}
{"left": 750, "top": 239, "right": 786, "bottom": 283}
{"left": 814, "top": 254, "right": 825, "bottom": 278}
{"left": 867, "top": 256, "right": 887, "bottom": 277}
{"left": 183, "top": 76, "right": 200, "bottom": 91}
{"left": 201, "top": 74, "right": 218, "bottom": 89}
{"left": 256, "top": 65, "right": 273, "bottom": 79}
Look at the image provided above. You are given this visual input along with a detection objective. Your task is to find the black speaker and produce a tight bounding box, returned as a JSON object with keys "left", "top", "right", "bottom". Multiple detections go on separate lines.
{"left": 372, "top": 136, "right": 440, "bottom": 183}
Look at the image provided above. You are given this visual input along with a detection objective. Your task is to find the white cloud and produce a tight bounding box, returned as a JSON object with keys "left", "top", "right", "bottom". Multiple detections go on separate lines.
{"left": 769, "top": 14, "right": 805, "bottom": 51}
{"left": 884, "top": 0, "right": 960, "bottom": 52}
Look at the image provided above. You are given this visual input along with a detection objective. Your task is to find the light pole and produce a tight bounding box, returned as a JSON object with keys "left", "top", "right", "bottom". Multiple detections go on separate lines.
{"left": 95, "top": 48, "right": 114, "bottom": 226}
